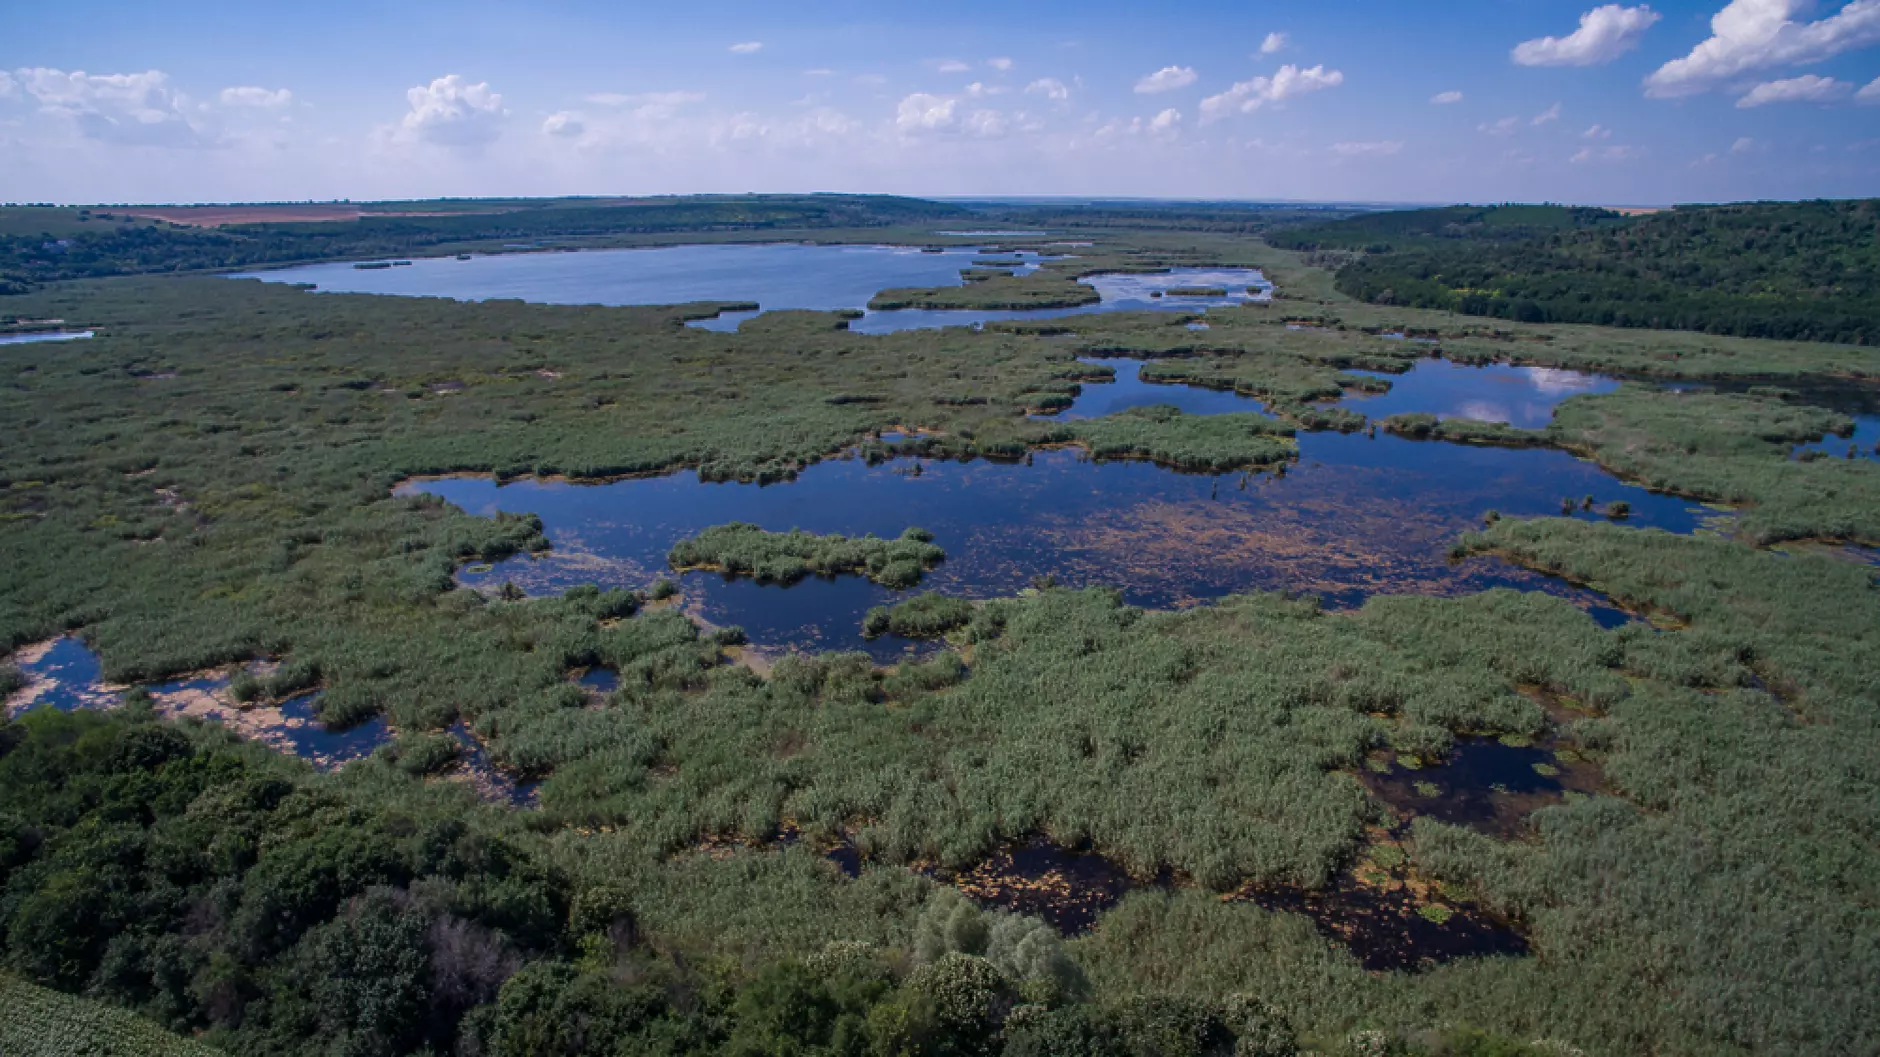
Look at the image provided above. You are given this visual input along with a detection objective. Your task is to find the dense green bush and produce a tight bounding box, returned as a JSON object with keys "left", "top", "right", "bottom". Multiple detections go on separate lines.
{"left": 863, "top": 592, "right": 975, "bottom": 639}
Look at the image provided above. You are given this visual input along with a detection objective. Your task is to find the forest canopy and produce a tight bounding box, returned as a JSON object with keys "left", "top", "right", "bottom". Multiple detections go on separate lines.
{"left": 1268, "top": 200, "right": 1880, "bottom": 344}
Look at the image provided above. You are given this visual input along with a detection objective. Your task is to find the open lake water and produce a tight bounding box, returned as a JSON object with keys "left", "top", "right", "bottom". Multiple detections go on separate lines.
{"left": 234, "top": 242, "right": 1269, "bottom": 334}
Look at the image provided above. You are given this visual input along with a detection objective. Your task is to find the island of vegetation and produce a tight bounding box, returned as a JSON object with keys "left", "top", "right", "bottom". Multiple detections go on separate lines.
{"left": 668, "top": 523, "right": 946, "bottom": 588}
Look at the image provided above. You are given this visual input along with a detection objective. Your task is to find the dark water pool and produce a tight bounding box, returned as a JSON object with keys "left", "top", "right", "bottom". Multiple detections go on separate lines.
{"left": 922, "top": 836, "right": 1527, "bottom": 970}
{"left": 1794, "top": 412, "right": 1880, "bottom": 463}
{"left": 1361, "top": 735, "right": 1602, "bottom": 840}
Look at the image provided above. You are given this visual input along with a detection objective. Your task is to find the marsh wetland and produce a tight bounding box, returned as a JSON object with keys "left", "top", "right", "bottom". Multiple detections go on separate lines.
{"left": 4, "top": 198, "right": 1879, "bottom": 1057}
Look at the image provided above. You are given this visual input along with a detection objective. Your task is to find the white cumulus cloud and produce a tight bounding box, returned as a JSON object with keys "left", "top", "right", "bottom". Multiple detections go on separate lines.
{"left": 1135, "top": 66, "right": 1198, "bottom": 93}
{"left": 729, "top": 42, "right": 763, "bottom": 54}
{"left": 1646, "top": 0, "right": 1880, "bottom": 98}
{"left": 1199, "top": 64, "right": 1343, "bottom": 121}
{"left": 1025, "top": 78, "right": 1070, "bottom": 101}
{"left": 1733, "top": 135, "right": 1761, "bottom": 152}
{"left": 937, "top": 59, "right": 971, "bottom": 73}
{"left": 1514, "top": 4, "right": 1661, "bottom": 66}
{"left": 396, "top": 74, "right": 506, "bottom": 147}
{"left": 16, "top": 67, "right": 216, "bottom": 147}
{"left": 1431, "top": 90, "right": 1464, "bottom": 104}
{"left": 1260, "top": 32, "right": 1289, "bottom": 55}
{"left": 1150, "top": 107, "right": 1182, "bottom": 132}
{"left": 219, "top": 86, "right": 292, "bottom": 108}
{"left": 1736, "top": 73, "right": 1854, "bottom": 106}
{"left": 896, "top": 92, "right": 956, "bottom": 130}
{"left": 1861, "top": 75, "right": 1880, "bottom": 101}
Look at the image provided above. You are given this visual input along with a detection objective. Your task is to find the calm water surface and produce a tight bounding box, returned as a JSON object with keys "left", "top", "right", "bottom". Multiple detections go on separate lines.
{"left": 232, "top": 243, "right": 1268, "bottom": 335}
{"left": 1341, "top": 360, "right": 1618, "bottom": 429}
{"left": 404, "top": 359, "right": 1708, "bottom": 657}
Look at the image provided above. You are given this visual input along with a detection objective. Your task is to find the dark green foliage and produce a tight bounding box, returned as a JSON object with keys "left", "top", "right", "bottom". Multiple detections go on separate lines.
{"left": 1272, "top": 201, "right": 1880, "bottom": 344}
{"left": 669, "top": 523, "right": 946, "bottom": 587}
{"left": 863, "top": 593, "right": 974, "bottom": 639}
{"left": 380, "top": 732, "right": 462, "bottom": 776}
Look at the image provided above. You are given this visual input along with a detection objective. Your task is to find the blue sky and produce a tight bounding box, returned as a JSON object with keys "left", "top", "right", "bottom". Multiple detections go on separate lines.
{"left": 2, "top": 0, "right": 1877, "bottom": 205}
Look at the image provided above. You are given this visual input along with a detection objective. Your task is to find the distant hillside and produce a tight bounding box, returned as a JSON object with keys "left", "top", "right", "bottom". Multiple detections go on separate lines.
{"left": 1270, "top": 200, "right": 1880, "bottom": 345}
{"left": 1, "top": 975, "right": 223, "bottom": 1057}
{"left": 0, "top": 194, "right": 970, "bottom": 292}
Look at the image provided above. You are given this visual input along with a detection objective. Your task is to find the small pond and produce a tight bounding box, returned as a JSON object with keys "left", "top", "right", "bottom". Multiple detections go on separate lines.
{"left": 1339, "top": 360, "right": 1618, "bottom": 429}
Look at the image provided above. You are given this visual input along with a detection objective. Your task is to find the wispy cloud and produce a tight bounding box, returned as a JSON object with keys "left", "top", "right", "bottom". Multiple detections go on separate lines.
{"left": 1330, "top": 140, "right": 1404, "bottom": 157}
{"left": 542, "top": 111, "right": 584, "bottom": 138}
{"left": 586, "top": 91, "right": 705, "bottom": 108}
{"left": 1570, "top": 144, "right": 1639, "bottom": 163}
{"left": 1026, "top": 78, "right": 1070, "bottom": 102}
{"left": 1135, "top": 66, "right": 1198, "bottom": 94}
{"left": 1736, "top": 74, "right": 1854, "bottom": 107}
{"left": 987, "top": 57, "right": 1014, "bottom": 71}
{"left": 1430, "top": 90, "right": 1464, "bottom": 104}
{"left": 220, "top": 86, "right": 292, "bottom": 108}
{"left": 729, "top": 42, "right": 763, "bottom": 54}
{"left": 1199, "top": 64, "right": 1343, "bottom": 121}
{"left": 1259, "top": 32, "right": 1289, "bottom": 55}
